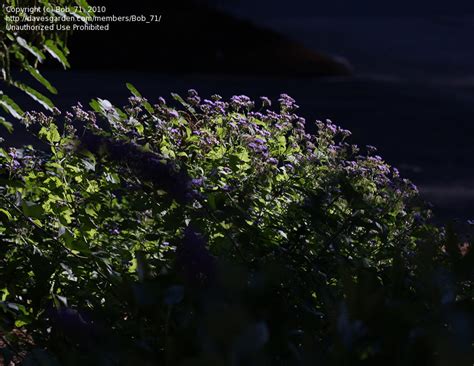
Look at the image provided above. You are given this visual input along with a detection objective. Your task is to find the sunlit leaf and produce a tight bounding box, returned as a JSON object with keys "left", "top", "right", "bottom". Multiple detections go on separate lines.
{"left": 126, "top": 83, "right": 142, "bottom": 98}
{"left": 0, "top": 117, "right": 13, "bottom": 133}
{"left": 126, "top": 83, "right": 154, "bottom": 113}
{"left": 0, "top": 93, "right": 24, "bottom": 119}
{"left": 16, "top": 36, "right": 45, "bottom": 63}
{"left": 44, "top": 40, "right": 70, "bottom": 69}
{"left": 24, "top": 64, "right": 58, "bottom": 94}
{"left": 15, "top": 82, "right": 55, "bottom": 111}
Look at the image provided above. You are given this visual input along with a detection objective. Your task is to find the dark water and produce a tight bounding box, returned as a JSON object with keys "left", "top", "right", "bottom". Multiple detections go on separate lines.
{"left": 4, "top": 70, "right": 474, "bottom": 223}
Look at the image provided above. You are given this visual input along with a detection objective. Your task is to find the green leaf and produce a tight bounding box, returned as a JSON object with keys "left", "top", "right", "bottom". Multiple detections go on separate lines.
{"left": 276, "top": 135, "right": 287, "bottom": 154}
{"left": 126, "top": 83, "right": 154, "bottom": 114}
{"left": 0, "top": 208, "right": 13, "bottom": 221}
{"left": 135, "top": 122, "right": 144, "bottom": 135}
{"left": 44, "top": 40, "right": 70, "bottom": 69}
{"left": 171, "top": 92, "right": 196, "bottom": 114}
{"left": 105, "top": 172, "right": 120, "bottom": 184}
{"left": 93, "top": 98, "right": 124, "bottom": 122}
{"left": 235, "top": 149, "right": 250, "bottom": 163}
{"left": 85, "top": 205, "right": 98, "bottom": 218}
{"left": 81, "top": 158, "right": 96, "bottom": 172}
{"left": 15, "top": 319, "right": 29, "bottom": 327}
{"left": 39, "top": 125, "right": 61, "bottom": 143}
{"left": 24, "top": 64, "right": 58, "bottom": 94}
{"left": 15, "top": 82, "right": 55, "bottom": 111}
{"left": 16, "top": 36, "right": 45, "bottom": 63}
{"left": 22, "top": 201, "right": 45, "bottom": 219}
{"left": 0, "top": 94, "right": 24, "bottom": 119}
{"left": 0, "top": 117, "right": 13, "bottom": 133}
{"left": 75, "top": 0, "right": 94, "bottom": 15}
{"left": 126, "top": 83, "right": 142, "bottom": 97}
{"left": 60, "top": 228, "right": 91, "bottom": 254}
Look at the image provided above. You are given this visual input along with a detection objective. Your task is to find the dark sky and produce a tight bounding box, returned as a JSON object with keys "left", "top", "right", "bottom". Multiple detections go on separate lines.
{"left": 220, "top": 0, "right": 474, "bottom": 17}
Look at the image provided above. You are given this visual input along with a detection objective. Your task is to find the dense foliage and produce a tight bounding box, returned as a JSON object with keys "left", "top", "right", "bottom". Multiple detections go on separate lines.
{"left": 0, "top": 90, "right": 472, "bottom": 364}
{"left": 0, "top": 0, "right": 91, "bottom": 131}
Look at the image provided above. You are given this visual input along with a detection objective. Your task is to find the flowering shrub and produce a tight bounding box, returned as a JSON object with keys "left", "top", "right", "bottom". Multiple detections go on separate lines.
{"left": 0, "top": 89, "right": 472, "bottom": 364}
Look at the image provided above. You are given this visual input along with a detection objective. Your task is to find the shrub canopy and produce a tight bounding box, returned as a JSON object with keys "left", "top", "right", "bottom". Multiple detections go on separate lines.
{"left": 0, "top": 90, "right": 472, "bottom": 364}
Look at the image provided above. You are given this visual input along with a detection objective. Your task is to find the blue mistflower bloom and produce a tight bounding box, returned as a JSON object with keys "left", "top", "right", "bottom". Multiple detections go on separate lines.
{"left": 191, "top": 178, "right": 204, "bottom": 187}
{"left": 168, "top": 109, "right": 179, "bottom": 119}
{"left": 260, "top": 96, "right": 271, "bottom": 107}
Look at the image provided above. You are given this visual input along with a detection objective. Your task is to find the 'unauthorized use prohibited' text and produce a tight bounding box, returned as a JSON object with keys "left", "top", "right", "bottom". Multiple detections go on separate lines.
{"left": 3, "top": 5, "right": 162, "bottom": 32}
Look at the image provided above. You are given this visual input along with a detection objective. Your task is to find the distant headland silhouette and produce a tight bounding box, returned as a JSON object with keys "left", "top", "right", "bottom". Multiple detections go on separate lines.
{"left": 67, "top": 0, "right": 352, "bottom": 76}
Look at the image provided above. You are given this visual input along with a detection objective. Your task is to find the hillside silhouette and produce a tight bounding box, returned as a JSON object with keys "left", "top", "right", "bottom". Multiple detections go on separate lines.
{"left": 68, "top": 0, "right": 351, "bottom": 76}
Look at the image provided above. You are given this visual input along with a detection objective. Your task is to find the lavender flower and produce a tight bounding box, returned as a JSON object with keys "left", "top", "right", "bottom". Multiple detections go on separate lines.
{"left": 168, "top": 109, "right": 179, "bottom": 119}
{"left": 128, "top": 96, "right": 143, "bottom": 106}
{"left": 339, "top": 128, "right": 352, "bottom": 138}
{"left": 326, "top": 120, "right": 337, "bottom": 134}
{"left": 260, "top": 96, "right": 271, "bottom": 107}
{"left": 284, "top": 163, "right": 294, "bottom": 172}
{"left": 109, "top": 228, "right": 120, "bottom": 235}
{"left": 221, "top": 184, "right": 232, "bottom": 192}
{"left": 187, "top": 89, "right": 198, "bottom": 97}
{"left": 191, "top": 177, "right": 204, "bottom": 187}
{"left": 8, "top": 148, "right": 21, "bottom": 171}
{"left": 230, "top": 95, "right": 254, "bottom": 110}
{"left": 248, "top": 142, "right": 258, "bottom": 151}
{"left": 278, "top": 93, "right": 298, "bottom": 111}
{"left": 186, "top": 89, "right": 201, "bottom": 106}
{"left": 296, "top": 117, "right": 306, "bottom": 130}
{"left": 366, "top": 145, "right": 378, "bottom": 154}
{"left": 413, "top": 212, "right": 423, "bottom": 224}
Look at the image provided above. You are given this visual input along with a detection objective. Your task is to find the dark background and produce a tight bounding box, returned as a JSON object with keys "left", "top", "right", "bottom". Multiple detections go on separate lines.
{"left": 4, "top": 0, "right": 474, "bottom": 222}
{"left": 219, "top": 0, "right": 474, "bottom": 16}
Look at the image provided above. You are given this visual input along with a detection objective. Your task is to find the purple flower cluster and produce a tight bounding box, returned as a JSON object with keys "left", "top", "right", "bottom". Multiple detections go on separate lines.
{"left": 8, "top": 148, "right": 21, "bottom": 171}
{"left": 52, "top": 91, "right": 422, "bottom": 230}
{"left": 247, "top": 137, "right": 269, "bottom": 158}
{"left": 278, "top": 94, "right": 298, "bottom": 112}
{"left": 128, "top": 96, "right": 143, "bottom": 106}
{"left": 200, "top": 98, "right": 227, "bottom": 115}
{"left": 72, "top": 103, "right": 96, "bottom": 124}
{"left": 109, "top": 228, "right": 121, "bottom": 235}
{"left": 157, "top": 97, "right": 166, "bottom": 106}
{"left": 230, "top": 95, "right": 255, "bottom": 111}
{"left": 191, "top": 177, "right": 204, "bottom": 187}
{"left": 260, "top": 96, "right": 271, "bottom": 108}
{"left": 186, "top": 89, "right": 201, "bottom": 106}
{"left": 168, "top": 109, "right": 179, "bottom": 119}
